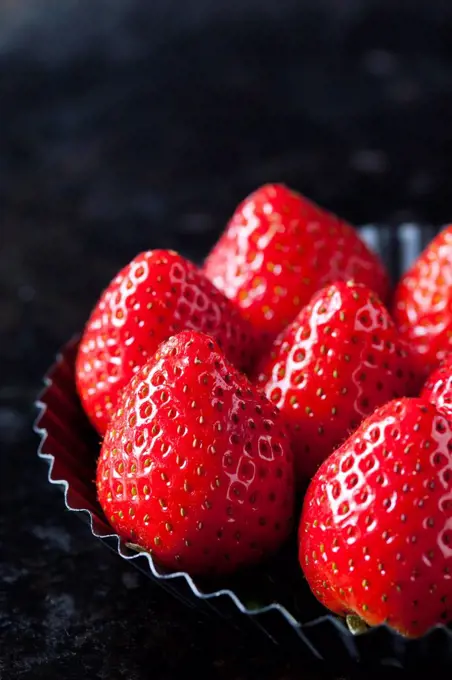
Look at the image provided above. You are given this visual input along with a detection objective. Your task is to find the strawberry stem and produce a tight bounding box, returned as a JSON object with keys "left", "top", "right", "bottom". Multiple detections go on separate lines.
{"left": 125, "top": 542, "right": 150, "bottom": 554}
{"left": 346, "top": 614, "right": 369, "bottom": 635}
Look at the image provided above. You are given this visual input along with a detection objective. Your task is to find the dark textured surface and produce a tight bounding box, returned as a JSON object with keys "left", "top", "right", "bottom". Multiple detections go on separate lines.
{"left": 2, "top": 1, "right": 452, "bottom": 677}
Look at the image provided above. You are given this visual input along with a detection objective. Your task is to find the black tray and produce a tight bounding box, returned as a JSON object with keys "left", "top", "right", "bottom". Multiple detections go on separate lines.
{"left": 34, "top": 224, "right": 452, "bottom": 671}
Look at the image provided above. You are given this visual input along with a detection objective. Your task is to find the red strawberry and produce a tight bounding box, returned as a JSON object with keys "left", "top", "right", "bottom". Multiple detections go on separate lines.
{"left": 393, "top": 224, "right": 452, "bottom": 379}
{"left": 96, "top": 330, "right": 295, "bottom": 576}
{"left": 421, "top": 353, "right": 452, "bottom": 418}
{"left": 76, "top": 250, "right": 254, "bottom": 435}
{"left": 203, "top": 183, "right": 390, "bottom": 350}
{"left": 299, "top": 397, "right": 452, "bottom": 638}
{"left": 255, "top": 281, "right": 417, "bottom": 482}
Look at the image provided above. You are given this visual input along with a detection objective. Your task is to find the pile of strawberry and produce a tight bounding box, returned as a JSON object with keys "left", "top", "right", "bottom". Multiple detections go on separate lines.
{"left": 75, "top": 183, "right": 452, "bottom": 639}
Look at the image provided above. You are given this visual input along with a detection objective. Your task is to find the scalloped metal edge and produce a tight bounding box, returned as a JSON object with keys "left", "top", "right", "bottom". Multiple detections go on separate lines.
{"left": 33, "top": 336, "right": 452, "bottom": 664}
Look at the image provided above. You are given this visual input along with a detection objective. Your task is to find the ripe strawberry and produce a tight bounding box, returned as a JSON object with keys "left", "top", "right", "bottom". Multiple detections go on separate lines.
{"left": 393, "top": 224, "right": 452, "bottom": 379}
{"left": 421, "top": 353, "right": 452, "bottom": 418}
{"left": 76, "top": 250, "right": 254, "bottom": 435}
{"left": 203, "top": 183, "right": 390, "bottom": 350}
{"left": 96, "top": 330, "right": 295, "bottom": 576}
{"left": 299, "top": 397, "right": 452, "bottom": 638}
{"left": 255, "top": 281, "right": 417, "bottom": 482}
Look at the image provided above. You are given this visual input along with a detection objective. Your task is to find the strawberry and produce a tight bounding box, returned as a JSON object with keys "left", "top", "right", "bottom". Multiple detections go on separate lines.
{"left": 203, "top": 183, "right": 390, "bottom": 350}
{"left": 299, "top": 397, "right": 452, "bottom": 638}
{"left": 393, "top": 224, "right": 452, "bottom": 379}
{"left": 96, "top": 330, "right": 295, "bottom": 576}
{"left": 76, "top": 249, "right": 254, "bottom": 435}
{"left": 421, "top": 353, "right": 452, "bottom": 418}
{"left": 255, "top": 281, "right": 417, "bottom": 482}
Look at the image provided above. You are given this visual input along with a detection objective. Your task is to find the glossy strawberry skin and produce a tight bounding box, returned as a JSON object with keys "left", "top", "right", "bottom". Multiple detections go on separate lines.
{"left": 255, "top": 281, "right": 417, "bottom": 482}
{"left": 299, "top": 398, "right": 452, "bottom": 638}
{"left": 203, "top": 184, "right": 390, "bottom": 349}
{"left": 96, "top": 330, "right": 295, "bottom": 576}
{"left": 76, "top": 250, "right": 255, "bottom": 435}
{"left": 393, "top": 225, "right": 452, "bottom": 379}
{"left": 421, "top": 353, "right": 452, "bottom": 418}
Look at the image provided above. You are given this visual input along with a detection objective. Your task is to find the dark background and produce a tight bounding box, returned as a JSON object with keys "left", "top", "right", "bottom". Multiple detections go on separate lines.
{"left": 2, "top": 1, "right": 452, "bottom": 678}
